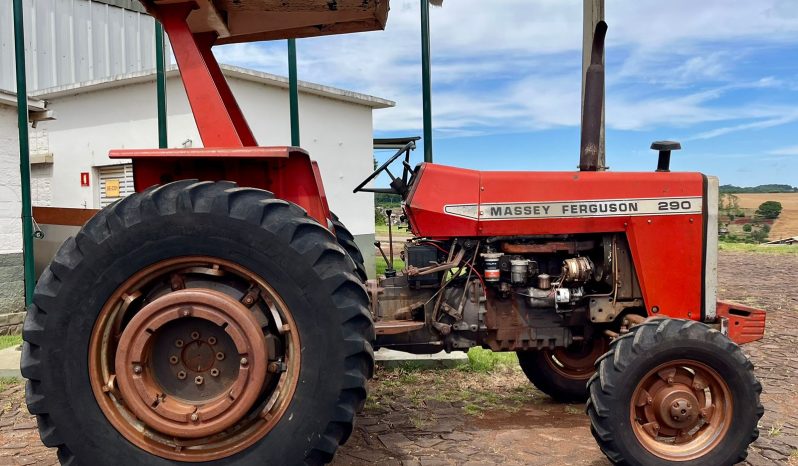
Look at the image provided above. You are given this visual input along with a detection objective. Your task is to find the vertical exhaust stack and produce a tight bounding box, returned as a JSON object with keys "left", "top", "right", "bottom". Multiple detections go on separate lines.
{"left": 579, "top": 21, "right": 608, "bottom": 171}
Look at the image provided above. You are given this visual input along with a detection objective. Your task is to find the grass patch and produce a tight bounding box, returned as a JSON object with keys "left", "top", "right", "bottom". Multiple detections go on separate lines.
{"left": 768, "top": 421, "right": 784, "bottom": 437}
{"left": 464, "top": 347, "right": 518, "bottom": 373}
{"left": 376, "top": 256, "right": 406, "bottom": 275}
{"left": 719, "top": 242, "right": 798, "bottom": 254}
{"left": 368, "top": 365, "right": 540, "bottom": 419}
{"left": 0, "top": 334, "right": 22, "bottom": 351}
{"left": 0, "top": 376, "right": 20, "bottom": 392}
{"left": 375, "top": 224, "right": 411, "bottom": 236}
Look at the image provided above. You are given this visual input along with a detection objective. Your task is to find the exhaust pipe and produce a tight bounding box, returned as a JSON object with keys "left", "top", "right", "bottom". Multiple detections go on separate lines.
{"left": 579, "top": 21, "right": 607, "bottom": 172}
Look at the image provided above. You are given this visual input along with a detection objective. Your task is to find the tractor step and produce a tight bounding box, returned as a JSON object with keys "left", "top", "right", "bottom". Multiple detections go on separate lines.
{"left": 716, "top": 301, "right": 766, "bottom": 344}
{"left": 375, "top": 320, "right": 425, "bottom": 335}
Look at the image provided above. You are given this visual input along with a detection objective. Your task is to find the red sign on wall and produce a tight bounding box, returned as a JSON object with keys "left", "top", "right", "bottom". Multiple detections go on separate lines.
{"left": 80, "top": 172, "right": 90, "bottom": 187}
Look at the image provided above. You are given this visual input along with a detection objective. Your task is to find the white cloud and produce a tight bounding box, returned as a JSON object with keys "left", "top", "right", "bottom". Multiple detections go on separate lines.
{"left": 768, "top": 144, "right": 798, "bottom": 156}
{"left": 212, "top": 0, "right": 798, "bottom": 138}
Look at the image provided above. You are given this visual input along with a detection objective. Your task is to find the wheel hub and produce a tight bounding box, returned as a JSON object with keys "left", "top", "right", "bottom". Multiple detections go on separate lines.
{"left": 630, "top": 360, "right": 732, "bottom": 461}
{"left": 115, "top": 288, "right": 267, "bottom": 439}
{"left": 654, "top": 386, "right": 700, "bottom": 429}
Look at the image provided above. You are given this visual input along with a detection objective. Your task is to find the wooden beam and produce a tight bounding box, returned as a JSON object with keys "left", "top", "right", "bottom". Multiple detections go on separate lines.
{"left": 33, "top": 207, "right": 99, "bottom": 227}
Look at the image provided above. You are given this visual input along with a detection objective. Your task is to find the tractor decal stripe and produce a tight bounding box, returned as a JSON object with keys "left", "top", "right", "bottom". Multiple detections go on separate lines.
{"left": 444, "top": 197, "right": 703, "bottom": 221}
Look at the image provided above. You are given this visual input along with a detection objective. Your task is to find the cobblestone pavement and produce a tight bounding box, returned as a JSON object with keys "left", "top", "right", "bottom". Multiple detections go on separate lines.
{"left": 1, "top": 251, "right": 796, "bottom": 465}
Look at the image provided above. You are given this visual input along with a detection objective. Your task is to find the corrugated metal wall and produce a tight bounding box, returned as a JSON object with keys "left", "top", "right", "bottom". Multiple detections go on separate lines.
{"left": 0, "top": 0, "right": 167, "bottom": 92}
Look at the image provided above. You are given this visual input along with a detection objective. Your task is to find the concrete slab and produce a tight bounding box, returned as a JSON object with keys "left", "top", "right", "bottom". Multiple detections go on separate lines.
{"left": 0, "top": 345, "right": 22, "bottom": 379}
{"left": 375, "top": 348, "right": 468, "bottom": 370}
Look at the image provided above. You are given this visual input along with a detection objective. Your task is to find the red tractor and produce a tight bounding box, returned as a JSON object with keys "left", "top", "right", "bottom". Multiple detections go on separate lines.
{"left": 23, "top": 1, "right": 765, "bottom": 465}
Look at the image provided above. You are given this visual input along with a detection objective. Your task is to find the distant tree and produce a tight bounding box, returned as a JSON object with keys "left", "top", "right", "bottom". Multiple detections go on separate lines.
{"left": 755, "top": 201, "right": 783, "bottom": 219}
{"left": 375, "top": 208, "right": 386, "bottom": 226}
{"left": 750, "top": 229, "right": 769, "bottom": 243}
{"left": 742, "top": 224, "right": 752, "bottom": 232}
{"left": 719, "top": 184, "right": 797, "bottom": 194}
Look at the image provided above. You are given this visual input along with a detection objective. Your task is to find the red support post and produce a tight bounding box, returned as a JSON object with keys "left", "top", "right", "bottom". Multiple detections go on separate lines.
{"left": 157, "top": 4, "right": 257, "bottom": 147}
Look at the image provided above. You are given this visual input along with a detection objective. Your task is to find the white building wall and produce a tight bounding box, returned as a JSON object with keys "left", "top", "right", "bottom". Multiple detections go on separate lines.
{"left": 36, "top": 74, "right": 376, "bottom": 237}
{"left": 0, "top": 106, "right": 22, "bottom": 255}
{"left": 0, "top": 104, "right": 26, "bottom": 326}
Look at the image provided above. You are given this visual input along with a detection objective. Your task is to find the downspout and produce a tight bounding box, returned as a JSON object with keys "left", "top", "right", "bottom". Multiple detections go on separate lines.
{"left": 156, "top": 21, "right": 168, "bottom": 148}
{"left": 13, "top": 0, "right": 34, "bottom": 306}
{"left": 420, "top": 0, "right": 433, "bottom": 163}
{"left": 288, "top": 39, "right": 300, "bottom": 146}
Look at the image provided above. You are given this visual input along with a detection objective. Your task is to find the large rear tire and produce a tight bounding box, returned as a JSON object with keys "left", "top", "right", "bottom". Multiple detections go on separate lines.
{"left": 22, "top": 180, "right": 374, "bottom": 465}
{"left": 331, "top": 212, "right": 367, "bottom": 282}
{"left": 586, "top": 319, "right": 762, "bottom": 465}
{"left": 517, "top": 338, "right": 607, "bottom": 402}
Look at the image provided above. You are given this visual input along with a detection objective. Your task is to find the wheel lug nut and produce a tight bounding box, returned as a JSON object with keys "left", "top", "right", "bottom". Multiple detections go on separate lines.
{"left": 194, "top": 376, "right": 204, "bottom": 385}
{"left": 268, "top": 361, "right": 286, "bottom": 373}
{"left": 190, "top": 413, "right": 199, "bottom": 422}
{"left": 175, "top": 339, "right": 184, "bottom": 348}
{"left": 191, "top": 331, "right": 200, "bottom": 340}
{"left": 240, "top": 357, "right": 249, "bottom": 367}
{"left": 215, "top": 352, "right": 225, "bottom": 361}
{"left": 169, "top": 356, "right": 179, "bottom": 365}
{"left": 210, "top": 368, "right": 220, "bottom": 377}
{"left": 177, "top": 371, "right": 186, "bottom": 380}
{"left": 667, "top": 377, "right": 674, "bottom": 385}
{"left": 208, "top": 337, "right": 217, "bottom": 345}
{"left": 133, "top": 365, "right": 142, "bottom": 374}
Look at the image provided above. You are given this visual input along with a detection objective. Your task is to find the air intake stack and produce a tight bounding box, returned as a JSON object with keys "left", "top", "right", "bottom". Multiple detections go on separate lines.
{"left": 579, "top": 21, "right": 608, "bottom": 171}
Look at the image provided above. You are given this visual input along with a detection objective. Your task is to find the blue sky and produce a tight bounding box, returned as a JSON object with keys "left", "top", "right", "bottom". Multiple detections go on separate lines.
{"left": 215, "top": 0, "right": 798, "bottom": 186}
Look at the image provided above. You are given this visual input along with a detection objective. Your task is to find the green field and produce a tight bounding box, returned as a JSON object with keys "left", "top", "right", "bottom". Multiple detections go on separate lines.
{"left": 718, "top": 242, "right": 798, "bottom": 254}
{"left": 376, "top": 256, "right": 406, "bottom": 275}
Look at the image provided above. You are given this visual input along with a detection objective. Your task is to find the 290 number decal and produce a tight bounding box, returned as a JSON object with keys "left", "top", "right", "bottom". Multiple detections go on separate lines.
{"left": 658, "top": 200, "right": 693, "bottom": 211}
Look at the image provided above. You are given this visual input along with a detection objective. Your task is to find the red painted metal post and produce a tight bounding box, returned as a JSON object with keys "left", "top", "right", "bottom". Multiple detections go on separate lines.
{"left": 156, "top": 4, "right": 257, "bottom": 147}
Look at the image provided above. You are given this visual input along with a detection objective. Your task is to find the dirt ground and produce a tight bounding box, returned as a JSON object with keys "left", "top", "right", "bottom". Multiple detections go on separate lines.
{"left": 1, "top": 251, "right": 796, "bottom": 466}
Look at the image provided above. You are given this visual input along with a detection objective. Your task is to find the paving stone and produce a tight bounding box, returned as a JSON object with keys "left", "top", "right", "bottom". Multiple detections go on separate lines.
{"left": 364, "top": 423, "right": 391, "bottom": 434}
{"left": 378, "top": 433, "right": 414, "bottom": 452}
{"left": 413, "top": 437, "right": 443, "bottom": 449}
{"left": 11, "top": 422, "right": 36, "bottom": 431}
{"left": 441, "top": 432, "right": 471, "bottom": 442}
{"left": 424, "top": 422, "right": 456, "bottom": 434}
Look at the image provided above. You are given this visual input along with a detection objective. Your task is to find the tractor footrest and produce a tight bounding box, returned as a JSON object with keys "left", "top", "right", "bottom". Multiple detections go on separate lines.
{"left": 716, "top": 301, "right": 766, "bottom": 345}
{"left": 375, "top": 320, "right": 425, "bottom": 336}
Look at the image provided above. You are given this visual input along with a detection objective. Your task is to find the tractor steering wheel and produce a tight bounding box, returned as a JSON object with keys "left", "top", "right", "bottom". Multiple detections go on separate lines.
{"left": 353, "top": 139, "right": 419, "bottom": 197}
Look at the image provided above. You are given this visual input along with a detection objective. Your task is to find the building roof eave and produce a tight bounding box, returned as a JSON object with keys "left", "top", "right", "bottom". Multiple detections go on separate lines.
{"left": 31, "top": 65, "right": 396, "bottom": 110}
{"left": 0, "top": 89, "right": 49, "bottom": 112}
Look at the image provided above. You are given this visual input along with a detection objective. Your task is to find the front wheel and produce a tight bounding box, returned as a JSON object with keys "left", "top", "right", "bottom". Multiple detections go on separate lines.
{"left": 587, "top": 319, "right": 762, "bottom": 466}
{"left": 22, "top": 180, "right": 374, "bottom": 465}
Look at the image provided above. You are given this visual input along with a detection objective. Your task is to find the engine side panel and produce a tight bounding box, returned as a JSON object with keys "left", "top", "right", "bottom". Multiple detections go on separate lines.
{"left": 406, "top": 164, "right": 707, "bottom": 320}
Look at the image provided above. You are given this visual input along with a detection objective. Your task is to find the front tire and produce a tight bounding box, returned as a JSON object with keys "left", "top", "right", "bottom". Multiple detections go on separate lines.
{"left": 586, "top": 319, "right": 762, "bottom": 465}
{"left": 22, "top": 180, "right": 374, "bottom": 465}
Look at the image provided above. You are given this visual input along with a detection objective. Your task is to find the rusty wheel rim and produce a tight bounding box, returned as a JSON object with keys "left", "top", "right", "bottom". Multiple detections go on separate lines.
{"left": 630, "top": 359, "right": 732, "bottom": 461}
{"left": 543, "top": 338, "right": 607, "bottom": 380}
{"left": 89, "top": 257, "right": 301, "bottom": 462}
